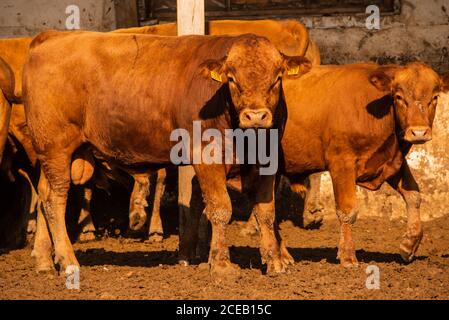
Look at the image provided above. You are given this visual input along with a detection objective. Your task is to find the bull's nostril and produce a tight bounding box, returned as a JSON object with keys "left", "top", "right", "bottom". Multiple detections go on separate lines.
{"left": 261, "top": 113, "right": 267, "bottom": 120}
{"left": 245, "top": 114, "right": 252, "bottom": 121}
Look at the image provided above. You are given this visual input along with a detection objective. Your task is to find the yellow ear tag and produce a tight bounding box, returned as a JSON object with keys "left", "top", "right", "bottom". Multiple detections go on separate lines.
{"left": 210, "top": 70, "right": 222, "bottom": 82}
{"left": 287, "top": 65, "right": 300, "bottom": 76}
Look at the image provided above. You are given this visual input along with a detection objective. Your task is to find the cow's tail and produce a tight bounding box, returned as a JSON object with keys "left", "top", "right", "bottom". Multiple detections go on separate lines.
{"left": 0, "top": 57, "right": 16, "bottom": 164}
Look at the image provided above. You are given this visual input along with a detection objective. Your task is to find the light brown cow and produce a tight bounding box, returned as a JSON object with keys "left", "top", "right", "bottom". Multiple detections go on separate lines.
{"left": 276, "top": 62, "right": 448, "bottom": 266}
{"left": 23, "top": 31, "right": 310, "bottom": 276}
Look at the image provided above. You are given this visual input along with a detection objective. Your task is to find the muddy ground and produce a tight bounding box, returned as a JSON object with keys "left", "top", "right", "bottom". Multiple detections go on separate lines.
{"left": 1, "top": 214, "right": 448, "bottom": 300}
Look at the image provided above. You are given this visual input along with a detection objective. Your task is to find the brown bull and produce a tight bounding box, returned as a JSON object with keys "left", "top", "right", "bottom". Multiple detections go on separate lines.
{"left": 0, "top": 19, "right": 321, "bottom": 244}
{"left": 273, "top": 62, "right": 448, "bottom": 266}
{"left": 23, "top": 31, "right": 310, "bottom": 276}
{"left": 127, "top": 19, "right": 323, "bottom": 241}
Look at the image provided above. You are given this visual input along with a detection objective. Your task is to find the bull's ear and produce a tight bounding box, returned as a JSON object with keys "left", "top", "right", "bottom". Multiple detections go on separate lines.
{"left": 441, "top": 72, "right": 449, "bottom": 93}
{"left": 198, "top": 57, "right": 227, "bottom": 83}
{"left": 282, "top": 55, "right": 312, "bottom": 78}
{"left": 369, "top": 65, "right": 399, "bottom": 92}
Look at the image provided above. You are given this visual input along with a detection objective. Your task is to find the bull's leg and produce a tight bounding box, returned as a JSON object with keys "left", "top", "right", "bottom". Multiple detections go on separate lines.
{"left": 252, "top": 174, "right": 291, "bottom": 274}
{"left": 39, "top": 155, "right": 79, "bottom": 271}
{"left": 329, "top": 162, "right": 358, "bottom": 267}
{"left": 31, "top": 176, "right": 54, "bottom": 273}
{"left": 148, "top": 169, "right": 166, "bottom": 242}
{"left": 387, "top": 161, "right": 423, "bottom": 262}
{"left": 77, "top": 185, "right": 96, "bottom": 242}
{"left": 193, "top": 164, "right": 238, "bottom": 278}
{"left": 240, "top": 208, "right": 259, "bottom": 237}
{"left": 302, "top": 173, "right": 324, "bottom": 228}
{"left": 129, "top": 173, "right": 149, "bottom": 231}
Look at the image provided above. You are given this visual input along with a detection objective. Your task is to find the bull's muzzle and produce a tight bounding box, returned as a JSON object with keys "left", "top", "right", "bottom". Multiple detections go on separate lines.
{"left": 404, "top": 126, "right": 432, "bottom": 144}
{"left": 239, "top": 108, "right": 273, "bottom": 129}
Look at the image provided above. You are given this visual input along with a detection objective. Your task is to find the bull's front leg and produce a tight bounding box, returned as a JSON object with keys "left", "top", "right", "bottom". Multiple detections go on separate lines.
{"left": 252, "top": 174, "right": 292, "bottom": 274}
{"left": 387, "top": 161, "right": 423, "bottom": 262}
{"left": 129, "top": 173, "right": 150, "bottom": 231}
{"left": 329, "top": 161, "right": 358, "bottom": 267}
{"left": 193, "top": 164, "right": 239, "bottom": 279}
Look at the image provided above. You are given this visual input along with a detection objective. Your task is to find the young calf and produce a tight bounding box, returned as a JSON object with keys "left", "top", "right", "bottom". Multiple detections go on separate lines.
{"left": 280, "top": 62, "right": 449, "bottom": 266}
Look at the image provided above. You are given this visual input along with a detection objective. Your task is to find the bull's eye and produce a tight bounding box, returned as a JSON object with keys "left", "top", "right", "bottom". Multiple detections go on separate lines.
{"left": 395, "top": 94, "right": 403, "bottom": 101}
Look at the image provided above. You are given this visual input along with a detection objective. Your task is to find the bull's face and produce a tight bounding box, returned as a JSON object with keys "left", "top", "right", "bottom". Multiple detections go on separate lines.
{"left": 370, "top": 63, "right": 449, "bottom": 144}
{"left": 202, "top": 36, "right": 311, "bottom": 129}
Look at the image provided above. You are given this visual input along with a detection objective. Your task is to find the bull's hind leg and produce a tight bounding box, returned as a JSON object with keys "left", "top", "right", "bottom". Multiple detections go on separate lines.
{"left": 39, "top": 153, "right": 79, "bottom": 271}
{"left": 31, "top": 174, "right": 54, "bottom": 273}
{"left": 329, "top": 161, "right": 358, "bottom": 267}
{"left": 193, "top": 164, "right": 239, "bottom": 279}
{"left": 387, "top": 162, "right": 423, "bottom": 262}
{"left": 148, "top": 169, "right": 166, "bottom": 242}
{"left": 129, "top": 173, "right": 149, "bottom": 231}
{"left": 77, "top": 185, "right": 96, "bottom": 242}
{"left": 302, "top": 173, "right": 324, "bottom": 228}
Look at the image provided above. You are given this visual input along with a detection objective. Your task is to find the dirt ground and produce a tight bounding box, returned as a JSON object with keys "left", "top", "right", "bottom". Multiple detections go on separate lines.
{"left": 1, "top": 214, "right": 448, "bottom": 300}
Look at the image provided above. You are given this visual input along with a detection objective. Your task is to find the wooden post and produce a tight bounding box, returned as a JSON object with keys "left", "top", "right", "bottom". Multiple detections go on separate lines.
{"left": 176, "top": 0, "right": 205, "bottom": 254}
{"left": 177, "top": 0, "right": 205, "bottom": 36}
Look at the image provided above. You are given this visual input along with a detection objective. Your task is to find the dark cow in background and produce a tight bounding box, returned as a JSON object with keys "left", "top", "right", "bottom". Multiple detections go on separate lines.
{"left": 23, "top": 31, "right": 311, "bottom": 276}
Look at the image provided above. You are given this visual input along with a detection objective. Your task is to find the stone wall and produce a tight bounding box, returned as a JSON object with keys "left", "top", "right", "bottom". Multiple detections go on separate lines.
{"left": 0, "top": 0, "right": 117, "bottom": 37}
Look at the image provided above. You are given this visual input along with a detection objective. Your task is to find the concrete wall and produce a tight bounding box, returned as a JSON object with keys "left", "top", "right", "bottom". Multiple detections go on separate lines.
{"left": 299, "top": 0, "right": 449, "bottom": 221}
{"left": 0, "top": 0, "right": 117, "bottom": 37}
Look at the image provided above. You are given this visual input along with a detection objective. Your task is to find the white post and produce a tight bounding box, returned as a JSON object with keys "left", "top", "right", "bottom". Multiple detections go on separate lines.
{"left": 176, "top": 0, "right": 205, "bottom": 253}
{"left": 176, "top": 0, "right": 205, "bottom": 36}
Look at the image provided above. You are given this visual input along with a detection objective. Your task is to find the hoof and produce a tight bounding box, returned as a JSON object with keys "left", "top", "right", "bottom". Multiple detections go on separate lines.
{"left": 147, "top": 233, "right": 164, "bottom": 243}
{"left": 129, "top": 210, "right": 147, "bottom": 231}
{"left": 78, "top": 231, "right": 96, "bottom": 243}
{"left": 266, "top": 256, "right": 290, "bottom": 275}
{"left": 210, "top": 260, "right": 241, "bottom": 281}
{"left": 399, "top": 247, "right": 415, "bottom": 263}
{"left": 337, "top": 247, "right": 358, "bottom": 268}
{"left": 280, "top": 243, "right": 295, "bottom": 266}
{"left": 399, "top": 232, "right": 422, "bottom": 263}
{"left": 179, "top": 259, "right": 189, "bottom": 267}
{"left": 35, "top": 261, "right": 56, "bottom": 274}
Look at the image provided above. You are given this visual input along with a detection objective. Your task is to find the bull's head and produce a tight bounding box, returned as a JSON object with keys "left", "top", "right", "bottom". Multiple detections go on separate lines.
{"left": 370, "top": 62, "right": 449, "bottom": 144}
{"left": 201, "top": 36, "right": 311, "bottom": 129}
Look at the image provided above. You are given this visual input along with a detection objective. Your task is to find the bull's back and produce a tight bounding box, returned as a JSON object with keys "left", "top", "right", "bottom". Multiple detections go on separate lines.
{"left": 24, "top": 32, "right": 233, "bottom": 164}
